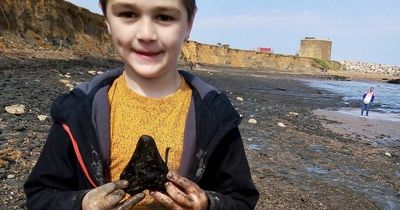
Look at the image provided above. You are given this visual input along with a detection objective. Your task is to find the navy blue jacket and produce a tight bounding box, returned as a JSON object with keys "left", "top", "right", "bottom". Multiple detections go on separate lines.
{"left": 24, "top": 69, "right": 259, "bottom": 210}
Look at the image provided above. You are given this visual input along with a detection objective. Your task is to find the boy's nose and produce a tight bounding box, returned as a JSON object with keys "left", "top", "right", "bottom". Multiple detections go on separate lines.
{"left": 136, "top": 18, "right": 157, "bottom": 42}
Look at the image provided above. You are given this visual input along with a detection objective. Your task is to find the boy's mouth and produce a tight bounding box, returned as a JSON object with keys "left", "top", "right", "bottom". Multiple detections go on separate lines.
{"left": 134, "top": 49, "right": 162, "bottom": 57}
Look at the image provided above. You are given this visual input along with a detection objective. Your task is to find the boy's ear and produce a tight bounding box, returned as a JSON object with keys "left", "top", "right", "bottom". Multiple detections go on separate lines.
{"left": 105, "top": 20, "right": 111, "bottom": 34}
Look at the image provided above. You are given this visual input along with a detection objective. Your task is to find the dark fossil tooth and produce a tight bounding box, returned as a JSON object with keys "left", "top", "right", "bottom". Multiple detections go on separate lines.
{"left": 120, "top": 135, "right": 169, "bottom": 195}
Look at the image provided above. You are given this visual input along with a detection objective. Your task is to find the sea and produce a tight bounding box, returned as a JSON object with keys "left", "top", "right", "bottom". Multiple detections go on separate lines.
{"left": 303, "top": 79, "right": 400, "bottom": 116}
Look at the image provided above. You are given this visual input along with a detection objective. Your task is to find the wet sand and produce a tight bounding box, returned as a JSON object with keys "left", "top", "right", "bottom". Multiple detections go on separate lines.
{"left": 0, "top": 53, "right": 399, "bottom": 209}
{"left": 314, "top": 108, "right": 400, "bottom": 147}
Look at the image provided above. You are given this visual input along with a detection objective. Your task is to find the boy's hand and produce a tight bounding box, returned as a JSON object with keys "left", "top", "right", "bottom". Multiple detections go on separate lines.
{"left": 151, "top": 172, "right": 208, "bottom": 210}
{"left": 82, "top": 180, "right": 145, "bottom": 210}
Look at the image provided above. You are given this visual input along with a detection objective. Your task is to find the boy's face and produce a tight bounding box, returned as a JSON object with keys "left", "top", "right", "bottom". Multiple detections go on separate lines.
{"left": 104, "top": 0, "right": 194, "bottom": 79}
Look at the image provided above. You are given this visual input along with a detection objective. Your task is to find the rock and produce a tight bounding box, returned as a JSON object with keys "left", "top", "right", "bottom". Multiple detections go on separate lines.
{"left": 6, "top": 174, "right": 15, "bottom": 179}
{"left": 0, "top": 168, "right": 6, "bottom": 174}
{"left": 288, "top": 112, "right": 299, "bottom": 117}
{"left": 64, "top": 74, "right": 71, "bottom": 78}
{"left": 248, "top": 119, "right": 257, "bottom": 124}
{"left": 0, "top": 159, "right": 8, "bottom": 168}
{"left": 88, "top": 70, "right": 97, "bottom": 75}
{"left": 5, "top": 104, "right": 25, "bottom": 115}
{"left": 65, "top": 83, "right": 74, "bottom": 89}
{"left": 278, "top": 122, "right": 286, "bottom": 127}
{"left": 387, "top": 79, "right": 400, "bottom": 84}
{"left": 37, "top": 115, "right": 49, "bottom": 121}
{"left": 236, "top": 97, "right": 244, "bottom": 102}
{"left": 385, "top": 152, "right": 392, "bottom": 157}
{"left": 97, "top": 71, "right": 104, "bottom": 75}
{"left": 13, "top": 126, "right": 26, "bottom": 132}
{"left": 59, "top": 79, "right": 70, "bottom": 84}
{"left": 0, "top": 148, "right": 23, "bottom": 162}
{"left": 0, "top": 135, "right": 6, "bottom": 142}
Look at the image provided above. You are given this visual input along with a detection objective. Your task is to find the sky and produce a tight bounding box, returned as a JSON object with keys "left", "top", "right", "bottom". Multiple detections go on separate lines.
{"left": 66, "top": 0, "right": 400, "bottom": 66}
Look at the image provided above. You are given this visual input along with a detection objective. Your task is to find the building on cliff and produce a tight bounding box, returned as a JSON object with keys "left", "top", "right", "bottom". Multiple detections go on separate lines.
{"left": 299, "top": 37, "right": 332, "bottom": 60}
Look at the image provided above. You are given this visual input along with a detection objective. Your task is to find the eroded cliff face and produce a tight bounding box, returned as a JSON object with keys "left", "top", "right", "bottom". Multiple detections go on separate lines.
{"left": 0, "top": 0, "right": 113, "bottom": 55}
{"left": 0, "top": 0, "right": 341, "bottom": 72}
{"left": 182, "top": 41, "right": 342, "bottom": 72}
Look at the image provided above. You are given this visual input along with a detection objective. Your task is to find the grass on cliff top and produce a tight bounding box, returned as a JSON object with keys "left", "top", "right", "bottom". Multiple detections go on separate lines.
{"left": 313, "top": 58, "right": 342, "bottom": 71}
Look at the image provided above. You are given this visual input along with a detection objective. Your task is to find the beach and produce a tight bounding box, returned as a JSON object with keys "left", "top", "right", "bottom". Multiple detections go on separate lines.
{"left": 0, "top": 53, "right": 399, "bottom": 209}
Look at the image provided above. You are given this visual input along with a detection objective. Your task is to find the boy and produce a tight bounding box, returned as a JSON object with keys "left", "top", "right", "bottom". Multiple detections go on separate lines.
{"left": 24, "top": 0, "right": 259, "bottom": 209}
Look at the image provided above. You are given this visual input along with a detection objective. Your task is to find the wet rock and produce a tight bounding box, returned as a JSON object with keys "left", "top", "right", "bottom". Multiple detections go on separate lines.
{"left": 387, "top": 78, "right": 400, "bottom": 84}
{"left": 5, "top": 105, "right": 25, "bottom": 115}
{"left": 13, "top": 126, "right": 26, "bottom": 132}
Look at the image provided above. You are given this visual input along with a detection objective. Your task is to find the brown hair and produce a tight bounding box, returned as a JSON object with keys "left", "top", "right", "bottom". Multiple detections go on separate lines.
{"left": 99, "top": 0, "right": 196, "bottom": 21}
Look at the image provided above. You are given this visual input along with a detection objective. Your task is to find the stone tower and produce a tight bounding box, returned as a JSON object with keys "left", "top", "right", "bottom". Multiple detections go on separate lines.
{"left": 299, "top": 37, "right": 332, "bottom": 60}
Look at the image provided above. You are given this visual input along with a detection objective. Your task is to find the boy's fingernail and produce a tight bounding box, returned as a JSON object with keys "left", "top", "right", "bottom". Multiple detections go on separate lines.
{"left": 167, "top": 173, "right": 173, "bottom": 179}
{"left": 149, "top": 191, "right": 155, "bottom": 195}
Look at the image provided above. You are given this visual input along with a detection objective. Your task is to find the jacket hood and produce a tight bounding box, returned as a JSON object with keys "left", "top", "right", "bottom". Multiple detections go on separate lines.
{"left": 50, "top": 68, "right": 123, "bottom": 123}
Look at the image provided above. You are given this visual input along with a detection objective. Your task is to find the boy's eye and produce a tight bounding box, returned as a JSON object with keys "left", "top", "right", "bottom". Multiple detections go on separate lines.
{"left": 118, "top": 12, "right": 136, "bottom": 18}
{"left": 156, "top": 15, "right": 174, "bottom": 22}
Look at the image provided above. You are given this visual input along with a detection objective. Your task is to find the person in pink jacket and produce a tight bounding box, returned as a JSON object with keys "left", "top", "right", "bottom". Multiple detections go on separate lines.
{"left": 360, "top": 87, "right": 375, "bottom": 117}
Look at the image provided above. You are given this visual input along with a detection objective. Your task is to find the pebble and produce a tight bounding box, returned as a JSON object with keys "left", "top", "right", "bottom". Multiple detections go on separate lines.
{"left": 37, "top": 115, "right": 48, "bottom": 121}
{"left": 0, "top": 135, "right": 6, "bottom": 141}
{"left": 288, "top": 111, "right": 299, "bottom": 117}
{"left": 278, "top": 122, "right": 286, "bottom": 127}
{"left": 385, "top": 152, "right": 392, "bottom": 157}
{"left": 5, "top": 105, "right": 25, "bottom": 115}
{"left": 236, "top": 97, "right": 244, "bottom": 102}
{"left": 6, "top": 174, "right": 15, "bottom": 179}
{"left": 248, "top": 119, "right": 257, "bottom": 124}
{"left": 88, "top": 70, "right": 97, "bottom": 75}
{"left": 97, "top": 71, "right": 104, "bottom": 75}
{"left": 13, "top": 126, "right": 26, "bottom": 132}
{"left": 59, "top": 79, "right": 69, "bottom": 84}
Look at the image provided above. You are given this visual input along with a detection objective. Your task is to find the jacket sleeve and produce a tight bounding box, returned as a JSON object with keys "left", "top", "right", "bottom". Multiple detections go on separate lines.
{"left": 363, "top": 93, "right": 367, "bottom": 99}
{"left": 200, "top": 128, "right": 259, "bottom": 210}
{"left": 24, "top": 123, "right": 90, "bottom": 210}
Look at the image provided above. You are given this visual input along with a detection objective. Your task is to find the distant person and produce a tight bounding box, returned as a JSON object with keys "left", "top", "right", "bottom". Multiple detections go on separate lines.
{"left": 24, "top": 0, "right": 259, "bottom": 209}
{"left": 360, "top": 87, "right": 375, "bottom": 117}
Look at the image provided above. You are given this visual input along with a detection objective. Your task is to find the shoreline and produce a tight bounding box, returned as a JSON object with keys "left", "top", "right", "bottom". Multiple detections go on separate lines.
{"left": 313, "top": 108, "right": 400, "bottom": 148}
{"left": 1, "top": 54, "right": 400, "bottom": 209}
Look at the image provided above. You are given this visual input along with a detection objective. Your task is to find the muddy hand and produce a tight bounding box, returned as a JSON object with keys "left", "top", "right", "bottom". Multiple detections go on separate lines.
{"left": 151, "top": 172, "right": 208, "bottom": 210}
{"left": 82, "top": 180, "right": 145, "bottom": 210}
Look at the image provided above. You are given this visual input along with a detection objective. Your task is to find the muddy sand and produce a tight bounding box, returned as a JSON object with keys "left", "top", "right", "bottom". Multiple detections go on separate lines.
{"left": 0, "top": 54, "right": 399, "bottom": 209}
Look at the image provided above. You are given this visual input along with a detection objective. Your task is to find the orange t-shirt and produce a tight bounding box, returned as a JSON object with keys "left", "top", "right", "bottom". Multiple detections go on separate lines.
{"left": 107, "top": 74, "right": 192, "bottom": 209}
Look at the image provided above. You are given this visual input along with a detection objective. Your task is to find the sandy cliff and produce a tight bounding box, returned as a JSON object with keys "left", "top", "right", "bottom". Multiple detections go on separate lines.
{"left": 0, "top": 0, "right": 341, "bottom": 74}
{"left": 0, "top": 0, "right": 113, "bottom": 55}
{"left": 182, "top": 41, "right": 342, "bottom": 73}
